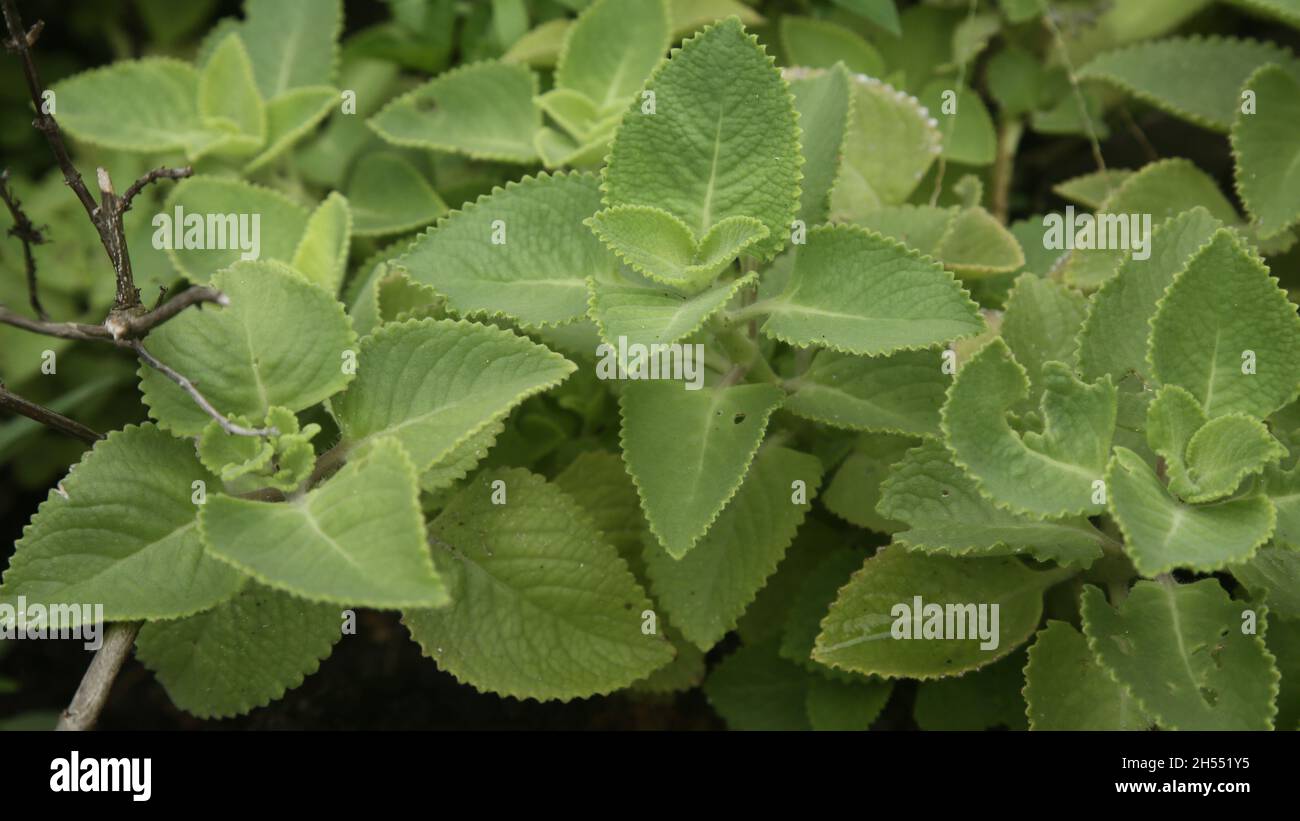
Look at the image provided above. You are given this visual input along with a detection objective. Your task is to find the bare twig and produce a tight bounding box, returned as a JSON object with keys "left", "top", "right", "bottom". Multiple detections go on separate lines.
{"left": 127, "top": 340, "right": 277, "bottom": 437}
{"left": 0, "top": 169, "right": 48, "bottom": 319}
{"left": 121, "top": 165, "right": 191, "bottom": 213}
{"left": 0, "top": 381, "right": 101, "bottom": 444}
{"left": 56, "top": 621, "right": 140, "bottom": 731}
{"left": 991, "top": 119, "right": 1024, "bottom": 225}
{"left": 0, "top": 285, "right": 227, "bottom": 341}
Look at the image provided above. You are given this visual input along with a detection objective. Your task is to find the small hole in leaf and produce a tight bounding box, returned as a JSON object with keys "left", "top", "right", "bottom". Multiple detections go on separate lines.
{"left": 733, "top": 413, "right": 746, "bottom": 424}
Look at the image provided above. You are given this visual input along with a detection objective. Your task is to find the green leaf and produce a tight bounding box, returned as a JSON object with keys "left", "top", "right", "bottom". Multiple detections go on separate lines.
{"left": 1107, "top": 446, "right": 1275, "bottom": 576}
{"left": 942, "top": 338, "right": 1116, "bottom": 518}
{"left": 406, "top": 468, "right": 673, "bottom": 700}
{"left": 1233, "top": 542, "right": 1300, "bottom": 620}
{"left": 1265, "top": 463, "right": 1300, "bottom": 549}
{"left": 1226, "top": 0, "right": 1300, "bottom": 28}
{"left": 833, "top": 0, "right": 901, "bottom": 35}
{"left": 588, "top": 268, "right": 755, "bottom": 349}
{"left": 345, "top": 153, "right": 447, "bottom": 238}
{"left": 1232, "top": 64, "right": 1300, "bottom": 239}
{"left": 621, "top": 381, "right": 785, "bottom": 558}
{"left": 238, "top": 0, "right": 341, "bottom": 100}
{"left": 503, "top": 19, "right": 571, "bottom": 67}
{"left": 1058, "top": 159, "right": 1240, "bottom": 290}
{"left": 780, "top": 17, "right": 885, "bottom": 76}
{"left": 331, "top": 318, "right": 575, "bottom": 472}
{"left": 1081, "top": 580, "right": 1279, "bottom": 729}
{"left": 554, "top": 450, "right": 647, "bottom": 573}
{"left": 787, "top": 65, "right": 852, "bottom": 226}
{"left": 643, "top": 445, "right": 822, "bottom": 650}
{"left": 1078, "top": 36, "right": 1300, "bottom": 132}
{"left": 290, "top": 192, "right": 351, "bottom": 294}
{"left": 202, "top": 437, "right": 446, "bottom": 608}
{"left": 920, "top": 82, "right": 996, "bottom": 166}
{"left": 760, "top": 225, "right": 984, "bottom": 356}
{"left": 1053, "top": 169, "right": 1133, "bottom": 210}
{"left": 851, "top": 205, "right": 1024, "bottom": 275}
{"left": 813, "top": 548, "right": 1058, "bottom": 679}
{"left": 368, "top": 60, "right": 541, "bottom": 163}
{"left": 822, "top": 434, "right": 914, "bottom": 533}
{"left": 555, "top": 0, "right": 670, "bottom": 115}
{"left": 913, "top": 649, "right": 1029, "bottom": 730}
{"left": 244, "top": 85, "right": 337, "bottom": 173}
{"left": 828, "top": 77, "right": 941, "bottom": 220}
{"left": 779, "top": 548, "right": 869, "bottom": 672}
{"left": 1024, "top": 620, "right": 1152, "bottom": 730}
{"left": 401, "top": 172, "right": 609, "bottom": 328}
{"left": 587, "top": 206, "right": 767, "bottom": 287}
{"left": 139, "top": 260, "right": 357, "bottom": 436}
{"left": 1149, "top": 388, "right": 1285, "bottom": 503}
{"left": 1149, "top": 228, "right": 1300, "bottom": 419}
{"left": 51, "top": 59, "right": 233, "bottom": 157}
{"left": 197, "top": 34, "right": 265, "bottom": 154}
{"left": 1076, "top": 207, "right": 1224, "bottom": 384}
{"left": 878, "top": 440, "right": 1106, "bottom": 567}
{"left": 0, "top": 425, "right": 244, "bottom": 624}
{"left": 1001, "top": 274, "right": 1086, "bottom": 409}
{"left": 806, "top": 674, "right": 893, "bottom": 730}
{"left": 601, "top": 18, "right": 801, "bottom": 262}
{"left": 704, "top": 640, "right": 812, "bottom": 730}
{"left": 135, "top": 583, "right": 341, "bottom": 718}
{"left": 161, "top": 177, "right": 310, "bottom": 282}
{"left": 784, "top": 349, "right": 948, "bottom": 438}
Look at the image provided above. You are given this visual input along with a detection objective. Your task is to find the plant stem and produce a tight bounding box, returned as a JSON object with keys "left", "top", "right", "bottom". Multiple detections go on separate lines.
{"left": 56, "top": 621, "right": 140, "bottom": 731}
{"left": 990, "top": 118, "right": 1023, "bottom": 225}
{"left": 0, "top": 383, "right": 102, "bottom": 444}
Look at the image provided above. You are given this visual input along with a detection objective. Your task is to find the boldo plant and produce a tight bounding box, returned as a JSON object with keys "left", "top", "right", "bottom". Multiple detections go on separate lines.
{"left": 1, "top": 0, "right": 1299, "bottom": 731}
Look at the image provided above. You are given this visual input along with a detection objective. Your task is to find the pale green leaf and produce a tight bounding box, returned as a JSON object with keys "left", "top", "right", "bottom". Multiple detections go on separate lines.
{"left": 851, "top": 205, "right": 1024, "bottom": 275}
{"left": 779, "top": 548, "right": 870, "bottom": 672}
{"left": 1149, "top": 228, "right": 1300, "bottom": 419}
{"left": 161, "top": 177, "right": 310, "bottom": 282}
{"left": 828, "top": 76, "right": 941, "bottom": 220}
{"left": 136, "top": 583, "right": 341, "bottom": 719}
{"left": 587, "top": 206, "right": 766, "bottom": 287}
{"left": 669, "top": 0, "right": 765, "bottom": 37}
{"left": 1226, "top": 0, "right": 1300, "bottom": 28}
{"left": 942, "top": 338, "right": 1116, "bottom": 518}
{"left": 1266, "top": 463, "right": 1300, "bottom": 549}
{"left": 1078, "top": 35, "right": 1300, "bottom": 132}
{"left": 503, "top": 19, "right": 571, "bottom": 67}
{"left": 1052, "top": 169, "right": 1133, "bottom": 210}
{"left": 920, "top": 82, "right": 996, "bottom": 166}
{"left": 620, "top": 381, "right": 785, "bottom": 558}
{"left": 1231, "top": 64, "right": 1300, "bottom": 239}
{"left": 878, "top": 439, "right": 1106, "bottom": 566}
{"left": 787, "top": 65, "right": 852, "bottom": 226}
{"left": 406, "top": 469, "right": 673, "bottom": 701}
{"left": 1000, "top": 274, "right": 1086, "bottom": 409}
{"left": 346, "top": 153, "right": 448, "bottom": 238}
{"left": 1081, "top": 579, "right": 1279, "bottom": 729}
{"left": 760, "top": 225, "right": 984, "bottom": 356}
{"left": 239, "top": 0, "right": 341, "bottom": 99}
{"left": 1108, "top": 446, "right": 1275, "bottom": 575}
{"left": 139, "top": 260, "right": 357, "bottom": 435}
{"left": 1076, "top": 207, "right": 1224, "bottom": 383}
{"left": 1233, "top": 542, "right": 1300, "bottom": 620}
{"left": 197, "top": 34, "right": 265, "bottom": 153}
{"left": 813, "top": 548, "right": 1059, "bottom": 679}
{"left": 643, "top": 446, "right": 821, "bottom": 650}
{"left": 780, "top": 17, "right": 884, "bottom": 76}
{"left": 202, "top": 437, "right": 446, "bottom": 608}
{"left": 784, "top": 349, "right": 948, "bottom": 438}
{"left": 399, "top": 172, "right": 608, "bottom": 328}
{"left": 822, "top": 434, "right": 913, "bottom": 533}
{"left": 331, "top": 318, "right": 575, "bottom": 472}
{"left": 601, "top": 18, "right": 801, "bottom": 262}
{"left": 290, "top": 192, "right": 352, "bottom": 294}
{"left": 555, "top": 0, "right": 670, "bottom": 115}
{"left": 368, "top": 60, "right": 541, "bottom": 163}
{"left": 587, "top": 268, "right": 755, "bottom": 349}
{"left": 0, "top": 425, "right": 244, "bottom": 624}
{"left": 244, "top": 85, "right": 337, "bottom": 173}
{"left": 1024, "top": 620, "right": 1153, "bottom": 730}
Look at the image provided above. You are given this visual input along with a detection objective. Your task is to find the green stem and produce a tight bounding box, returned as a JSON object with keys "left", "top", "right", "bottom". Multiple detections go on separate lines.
{"left": 715, "top": 326, "right": 780, "bottom": 385}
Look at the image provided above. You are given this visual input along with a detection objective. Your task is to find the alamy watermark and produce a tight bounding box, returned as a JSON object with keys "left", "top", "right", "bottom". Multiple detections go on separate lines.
{"left": 891, "top": 596, "right": 1000, "bottom": 650}
{"left": 0, "top": 597, "right": 103, "bottom": 650}
{"left": 595, "top": 336, "right": 705, "bottom": 391}
{"left": 1043, "top": 205, "right": 1151, "bottom": 261}
{"left": 151, "top": 205, "right": 261, "bottom": 261}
